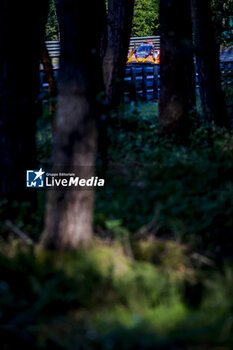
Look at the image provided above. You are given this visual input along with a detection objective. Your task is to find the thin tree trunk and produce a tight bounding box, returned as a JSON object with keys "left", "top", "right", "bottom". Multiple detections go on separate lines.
{"left": 159, "top": 0, "right": 196, "bottom": 139}
{"left": 103, "top": 0, "right": 134, "bottom": 107}
{"left": 41, "top": 0, "right": 106, "bottom": 250}
{"left": 99, "top": 0, "right": 134, "bottom": 171}
{"left": 191, "top": 0, "right": 229, "bottom": 128}
{"left": 0, "top": 1, "right": 49, "bottom": 200}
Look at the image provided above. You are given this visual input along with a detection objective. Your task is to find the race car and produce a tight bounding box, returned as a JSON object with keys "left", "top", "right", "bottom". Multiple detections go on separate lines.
{"left": 127, "top": 41, "right": 160, "bottom": 65}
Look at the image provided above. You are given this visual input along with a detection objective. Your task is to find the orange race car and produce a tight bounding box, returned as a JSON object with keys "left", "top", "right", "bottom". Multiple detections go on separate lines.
{"left": 127, "top": 41, "right": 160, "bottom": 65}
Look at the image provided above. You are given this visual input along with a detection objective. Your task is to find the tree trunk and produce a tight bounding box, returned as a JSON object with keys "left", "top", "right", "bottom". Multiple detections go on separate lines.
{"left": 98, "top": 0, "right": 134, "bottom": 171}
{"left": 159, "top": 0, "right": 196, "bottom": 139}
{"left": 41, "top": 0, "right": 106, "bottom": 250}
{"left": 191, "top": 0, "right": 229, "bottom": 127}
{"left": 103, "top": 0, "right": 135, "bottom": 107}
{"left": 0, "top": 1, "right": 49, "bottom": 201}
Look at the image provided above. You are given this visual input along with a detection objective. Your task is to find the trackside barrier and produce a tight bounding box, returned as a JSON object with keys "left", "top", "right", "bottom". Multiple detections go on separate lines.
{"left": 40, "top": 62, "right": 233, "bottom": 103}
{"left": 129, "top": 36, "right": 160, "bottom": 50}
{"left": 40, "top": 65, "right": 160, "bottom": 102}
{"left": 45, "top": 40, "right": 60, "bottom": 58}
{"left": 45, "top": 36, "right": 161, "bottom": 60}
{"left": 124, "top": 65, "right": 160, "bottom": 102}
{"left": 220, "top": 62, "right": 233, "bottom": 88}
{"left": 41, "top": 39, "right": 233, "bottom": 102}
{"left": 45, "top": 39, "right": 233, "bottom": 62}
{"left": 45, "top": 39, "right": 233, "bottom": 63}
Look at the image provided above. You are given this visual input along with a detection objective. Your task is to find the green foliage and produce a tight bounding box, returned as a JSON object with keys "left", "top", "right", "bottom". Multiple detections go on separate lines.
{"left": 45, "top": 0, "right": 59, "bottom": 41}
{"left": 0, "top": 198, "right": 45, "bottom": 241}
{"left": 0, "top": 243, "right": 232, "bottom": 349}
{"left": 132, "top": 240, "right": 193, "bottom": 280}
{"left": 131, "top": 0, "right": 159, "bottom": 37}
{"left": 95, "top": 103, "right": 233, "bottom": 257}
{"left": 211, "top": 0, "right": 233, "bottom": 46}
{"left": 2, "top": 100, "right": 233, "bottom": 348}
{"left": 3, "top": 96, "right": 233, "bottom": 349}
{"left": 44, "top": 0, "right": 233, "bottom": 44}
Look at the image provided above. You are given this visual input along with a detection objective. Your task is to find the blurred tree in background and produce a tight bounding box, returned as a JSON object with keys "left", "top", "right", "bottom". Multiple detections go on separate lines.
{"left": 159, "top": 0, "right": 196, "bottom": 139}
{"left": 131, "top": 0, "right": 159, "bottom": 37}
{"left": 191, "top": 0, "right": 229, "bottom": 128}
{"left": 45, "top": 0, "right": 59, "bottom": 40}
{"left": 211, "top": 0, "right": 233, "bottom": 46}
{"left": 44, "top": 0, "right": 233, "bottom": 47}
{"left": 103, "top": 0, "right": 135, "bottom": 106}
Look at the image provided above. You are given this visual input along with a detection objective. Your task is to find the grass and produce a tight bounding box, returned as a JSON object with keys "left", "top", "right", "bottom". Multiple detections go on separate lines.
{"left": 0, "top": 241, "right": 232, "bottom": 349}
{"left": 1, "top": 101, "right": 233, "bottom": 349}
{"left": 95, "top": 102, "right": 233, "bottom": 258}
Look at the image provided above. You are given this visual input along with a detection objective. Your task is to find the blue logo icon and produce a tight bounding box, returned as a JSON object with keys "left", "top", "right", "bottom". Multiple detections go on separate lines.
{"left": 26, "top": 168, "right": 45, "bottom": 188}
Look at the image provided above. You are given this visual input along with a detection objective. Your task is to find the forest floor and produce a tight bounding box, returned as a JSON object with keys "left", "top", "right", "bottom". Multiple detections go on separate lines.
{"left": 0, "top": 101, "right": 233, "bottom": 349}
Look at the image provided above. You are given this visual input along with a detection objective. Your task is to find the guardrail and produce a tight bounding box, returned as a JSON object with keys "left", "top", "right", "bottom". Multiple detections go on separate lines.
{"left": 45, "top": 40, "right": 60, "bottom": 58}
{"left": 129, "top": 36, "right": 160, "bottom": 50}
{"left": 40, "top": 62, "right": 233, "bottom": 103}
{"left": 45, "top": 36, "right": 160, "bottom": 59}
{"left": 41, "top": 39, "right": 233, "bottom": 103}
{"left": 45, "top": 38, "right": 233, "bottom": 63}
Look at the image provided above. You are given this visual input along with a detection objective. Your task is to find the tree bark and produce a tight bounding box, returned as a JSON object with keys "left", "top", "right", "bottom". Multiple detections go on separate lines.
{"left": 191, "top": 0, "right": 229, "bottom": 127}
{"left": 98, "top": 0, "right": 134, "bottom": 170}
{"left": 41, "top": 0, "right": 106, "bottom": 250}
{"left": 0, "top": 0, "right": 49, "bottom": 201}
{"left": 159, "top": 0, "right": 196, "bottom": 139}
{"left": 103, "top": 0, "right": 135, "bottom": 107}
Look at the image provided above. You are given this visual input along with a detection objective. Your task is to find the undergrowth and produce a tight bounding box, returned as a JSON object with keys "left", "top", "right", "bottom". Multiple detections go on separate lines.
{"left": 95, "top": 102, "right": 233, "bottom": 259}
{"left": 0, "top": 242, "right": 232, "bottom": 349}
{"left": 1, "top": 102, "right": 233, "bottom": 349}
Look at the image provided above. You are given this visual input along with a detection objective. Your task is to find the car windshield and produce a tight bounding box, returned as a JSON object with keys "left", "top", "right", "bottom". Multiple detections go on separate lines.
{"left": 137, "top": 45, "right": 153, "bottom": 52}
